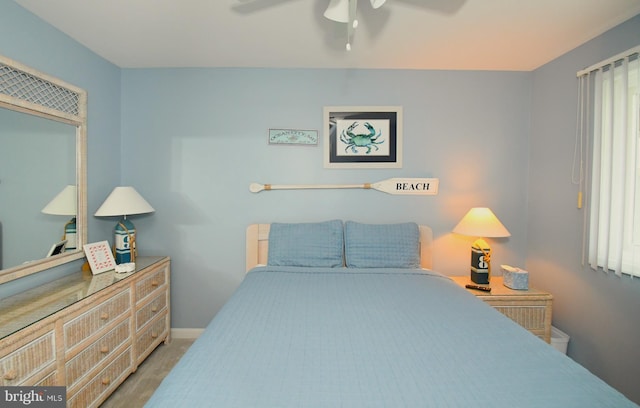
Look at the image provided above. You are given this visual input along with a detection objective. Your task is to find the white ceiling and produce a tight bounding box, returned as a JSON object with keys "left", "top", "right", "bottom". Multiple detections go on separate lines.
{"left": 14, "top": 0, "right": 640, "bottom": 71}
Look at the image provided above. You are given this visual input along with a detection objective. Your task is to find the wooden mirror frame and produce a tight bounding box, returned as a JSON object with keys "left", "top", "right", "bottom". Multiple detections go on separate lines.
{"left": 0, "top": 55, "right": 87, "bottom": 284}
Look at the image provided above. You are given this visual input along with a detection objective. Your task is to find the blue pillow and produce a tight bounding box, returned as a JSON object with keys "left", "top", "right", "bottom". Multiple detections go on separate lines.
{"left": 345, "top": 221, "right": 420, "bottom": 268}
{"left": 267, "top": 220, "right": 344, "bottom": 267}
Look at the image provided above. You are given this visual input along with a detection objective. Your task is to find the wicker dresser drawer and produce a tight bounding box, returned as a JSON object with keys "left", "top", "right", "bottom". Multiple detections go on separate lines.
{"left": 65, "top": 318, "right": 131, "bottom": 388}
{"left": 451, "top": 276, "right": 553, "bottom": 343}
{"left": 135, "top": 263, "right": 168, "bottom": 304}
{"left": 63, "top": 289, "right": 131, "bottom": 350}
{"left": 484, "top": 299, "right": 551, "bottom": 338}
{"left": 136, "top": 291, "right": 168, "bottom": 331}
{"left": 68, "top": 348, "right": 132, "bottom": 408}
{"left": 0, "top": 329, "right": 55, "bottom": 386}
{"left": 34, "top": 370, "right": 59, "bottom": 386}
{"left": 135, "top": 314, "right": 169, "bottom": 364}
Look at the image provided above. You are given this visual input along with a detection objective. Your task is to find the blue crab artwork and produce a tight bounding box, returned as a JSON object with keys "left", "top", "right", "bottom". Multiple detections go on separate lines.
{"left": 340, "top": 121, "right": 384, "bottom": 154}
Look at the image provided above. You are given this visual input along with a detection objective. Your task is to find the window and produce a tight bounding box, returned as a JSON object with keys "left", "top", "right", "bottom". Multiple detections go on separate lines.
{"left": 576, "top": 46, "right": 640, "bottom": 277}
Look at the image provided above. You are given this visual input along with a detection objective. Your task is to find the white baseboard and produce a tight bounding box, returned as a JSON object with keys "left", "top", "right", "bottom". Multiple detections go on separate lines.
{"left": 171, "top": 328, "right": 204, "bottom": 339}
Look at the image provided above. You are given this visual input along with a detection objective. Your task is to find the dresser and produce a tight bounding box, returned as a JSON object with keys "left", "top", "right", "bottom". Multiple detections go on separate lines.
{"left": 0, "top": 256, "right": 170, "bottom": 407}
{"left": 451, "top": 276, "right": 553, "bottom": 343}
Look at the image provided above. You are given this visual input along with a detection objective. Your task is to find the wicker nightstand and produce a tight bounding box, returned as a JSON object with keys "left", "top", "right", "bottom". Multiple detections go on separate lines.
{"left": 451, "top": 276, "right": 553, "bottom": 343}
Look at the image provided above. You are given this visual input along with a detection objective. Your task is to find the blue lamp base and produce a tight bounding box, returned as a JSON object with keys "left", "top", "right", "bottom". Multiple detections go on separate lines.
{"left": 64, "top": 217, "right": 77, "bottom": 251}
{"left": 114, "top": 218, "right": 136, "bottom": 264}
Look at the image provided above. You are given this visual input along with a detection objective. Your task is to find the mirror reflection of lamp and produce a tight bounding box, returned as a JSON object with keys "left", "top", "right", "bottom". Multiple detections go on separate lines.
{"left": 452, "top": 207, "right": 511, "bottom": 284}
{"left": 94, "top": 187, "right": 155, "bottom": 264}
{"left": 41, "top": 185, "right": 77, "bottom": 251}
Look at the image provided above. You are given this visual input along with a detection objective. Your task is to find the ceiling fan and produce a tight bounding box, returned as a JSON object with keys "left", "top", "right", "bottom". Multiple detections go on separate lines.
{"left": 324, "top": 0, "right": 386, "bottom": 51}
{"left": 233, "top": 0, "right": 391, "bottom": 51}
{"left": 233, "top": 0, "right": 466, "bottom": 51}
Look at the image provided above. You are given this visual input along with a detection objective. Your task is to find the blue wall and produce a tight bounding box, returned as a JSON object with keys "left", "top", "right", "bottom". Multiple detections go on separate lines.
{"left": 2, "top": 1, "right": 639, "bottom": 403}
{"left": 0, "top": 1, "right": 122, "bottom": 247}
{"left": 528, "top": 14, "right": 640, "bottom": 402}
{"left": 120, "top": 68, "right": 531, "bottom": 328}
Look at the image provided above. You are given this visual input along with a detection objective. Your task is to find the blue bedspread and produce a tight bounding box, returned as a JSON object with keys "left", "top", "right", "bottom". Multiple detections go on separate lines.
{"left": 145, "top": 267, "right": 638, "bottom": 407}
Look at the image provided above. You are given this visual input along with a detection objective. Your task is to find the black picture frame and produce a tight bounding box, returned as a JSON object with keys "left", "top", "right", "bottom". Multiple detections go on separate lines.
{"left": 323, "top": 106, "right": 403, "bottom": 168}
{"left": 46, "top": 239, "right": 67, "bottom": 257}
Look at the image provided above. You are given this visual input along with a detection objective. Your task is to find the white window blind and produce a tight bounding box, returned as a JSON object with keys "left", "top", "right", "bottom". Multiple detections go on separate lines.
{"left": 576, "top": 45, "right": 640, "bottom": 277}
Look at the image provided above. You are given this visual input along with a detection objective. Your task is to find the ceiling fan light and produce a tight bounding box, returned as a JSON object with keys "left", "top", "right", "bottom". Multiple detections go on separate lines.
{"left": 370, "top": 0, "right": 386, "bottom": 9}
{"left": 324, "top": 0, "right": 350, "bottom": 23}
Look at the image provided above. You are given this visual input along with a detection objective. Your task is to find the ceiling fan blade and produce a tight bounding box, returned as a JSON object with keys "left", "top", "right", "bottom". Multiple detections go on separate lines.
{"left": 324, "top": 0, "right": 350, "bottom": 23}
{"left": 394, "top": 0, "right": 465, "bottom": 15}
{"left": 232, "top": 0, "right": 300, "bottom": 14}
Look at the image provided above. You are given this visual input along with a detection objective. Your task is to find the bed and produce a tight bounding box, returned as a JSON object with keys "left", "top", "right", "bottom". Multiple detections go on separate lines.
{"left": 145, "top": 220, "right": 638, "bottom": 407}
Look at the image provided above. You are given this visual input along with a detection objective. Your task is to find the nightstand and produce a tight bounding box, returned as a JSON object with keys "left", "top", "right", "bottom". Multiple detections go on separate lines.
{"left": 451, "top": 276, "right": 553, "bottom": 343}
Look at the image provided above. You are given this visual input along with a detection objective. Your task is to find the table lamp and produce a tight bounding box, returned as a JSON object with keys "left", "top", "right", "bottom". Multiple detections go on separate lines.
{"left": 42, "top": 185, "right": 77, "bottom": 251}
{"left": 452, "top": 207, "right": 510, "bottom": 284}
{"left": 94, "top": 186, "right": 155, "bottom": 264}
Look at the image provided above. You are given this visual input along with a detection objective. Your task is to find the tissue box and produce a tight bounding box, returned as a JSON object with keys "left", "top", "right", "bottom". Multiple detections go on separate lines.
{"left": 501, "top": 265, "right": 529, "bottom": 290}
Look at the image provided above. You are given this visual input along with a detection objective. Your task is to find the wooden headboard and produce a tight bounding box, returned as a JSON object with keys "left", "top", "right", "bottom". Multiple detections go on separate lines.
{"left": 246, "top": 224, "right": 433, "bottom": 272}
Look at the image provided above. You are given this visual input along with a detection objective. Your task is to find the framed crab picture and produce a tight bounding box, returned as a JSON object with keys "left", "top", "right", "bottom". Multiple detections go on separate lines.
{"left": 323, "top": 106, "right": 403, "bottom": 168}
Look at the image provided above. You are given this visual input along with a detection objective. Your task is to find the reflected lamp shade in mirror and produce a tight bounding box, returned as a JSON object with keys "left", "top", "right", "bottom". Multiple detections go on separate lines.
{"left": 42, "top": 185, "right": 77, "bottom": 251}
{"left": 94, "top": 187, "right": 155, "bottom": 264}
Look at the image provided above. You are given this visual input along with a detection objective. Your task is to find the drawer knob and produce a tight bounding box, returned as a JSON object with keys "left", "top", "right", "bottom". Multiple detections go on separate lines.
{"left": 100, "top": 346, "right": 109, "bottom": 354}
{"left": 151, "top": 280, "right": 159, "bottom": 287}
{"left": 3, "top": 370, "right": 17, "bottom": 381}
{"left": 102, "top": 377, "right": 111, "bottom": 385}
{"left": 151, "top": 331, "right": 158, "bottom": 339}
{"left": 100, "top": 312, "right": 109, "bottom": 320}
{"left": 151, "top": 305, "right": 158, "bottom": 313}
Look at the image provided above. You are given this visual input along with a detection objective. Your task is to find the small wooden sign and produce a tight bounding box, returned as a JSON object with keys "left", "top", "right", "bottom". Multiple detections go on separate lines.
{"left": 269, "top": 129, "right": 318, "bottom": 145}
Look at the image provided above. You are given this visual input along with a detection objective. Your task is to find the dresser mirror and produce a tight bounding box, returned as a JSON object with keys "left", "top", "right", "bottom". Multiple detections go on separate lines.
{"left": 0, "top": 54, "right": 87, "bottom": 284}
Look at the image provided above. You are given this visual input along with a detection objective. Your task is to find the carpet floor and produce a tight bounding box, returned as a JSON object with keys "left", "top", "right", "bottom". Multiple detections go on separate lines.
{"left": 100, "top": 338, "right": 194, "bottom": 408}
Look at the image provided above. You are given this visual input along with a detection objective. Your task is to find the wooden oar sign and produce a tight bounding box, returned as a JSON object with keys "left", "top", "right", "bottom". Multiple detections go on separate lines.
{"left": 249, "top": 178, "right": 439, "bottom": 195}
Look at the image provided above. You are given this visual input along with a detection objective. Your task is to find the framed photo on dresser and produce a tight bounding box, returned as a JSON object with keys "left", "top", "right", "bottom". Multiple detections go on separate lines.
{"left": 83, "top": 241, "right": 116, "bottom": 274}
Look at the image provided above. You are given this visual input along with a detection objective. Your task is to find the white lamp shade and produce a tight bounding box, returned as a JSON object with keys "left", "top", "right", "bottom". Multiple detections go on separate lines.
{"left": 42, "top": 185, "right": 77, "bottom": 216}
{"left": 452, "top": 207, "right": 510, "bottom": 238}
{"left": 324, "top": 0, "right": 350, "bottom": 23}
{"left": 370, "top": 0, "right": 386, "bottom": 9}
{"left": 94, "top": 186, "right": 155, "bottom": 217}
